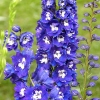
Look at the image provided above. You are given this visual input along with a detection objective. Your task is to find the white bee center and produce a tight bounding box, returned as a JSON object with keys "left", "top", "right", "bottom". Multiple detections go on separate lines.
{"left": 50, "top": 24, "right": 58, "bottom": 31}
{"left": 40, "top": 54, "right": 48, "bottom": 64}
{"left": 58, "top": 70, "right": 66, "bottom": 78}
{"left": 20, "top": 88, "right": 25, "bottom": 96}
{"left": 43, "top": 36, "right": 50, "bottom": 44}
{"left": 54, "top": 51, "right": 61, "bottom": 59}
{"left": 58, "top": 92, "right": 64, "bottom": 99}
{"left": 46, "top": 12, "right": 51, "bottom": 20}
{"left": 67, "top": 47, "right": 71, "bottom": 54}
{"left": 69, "top": 61, "right": 73, "bottom": 68}
{"left": 32, "top": 90, "right": 42, "bottom": 100}
{"left": 57, "top": 35, "right": 64, "bottom": 42}
{"left": 23, "top": 37, "right": 30, "bottom": 44}
{"left": 59, "top": 10, "right": 66, "bottom": 17}
{"left": 64, "top": 21, "right": 69, "bottom": 26}
{"left": 18, "top": 58, "right": 26, "bottom": 69}
{"left": 7, "top": 38, "right": 14, "bottom": 45}
{"left": 46, "top": 0, "right": 51, "bottom": 6}
{"left": 68, "top": 32, "right": 75, "bottom": 37}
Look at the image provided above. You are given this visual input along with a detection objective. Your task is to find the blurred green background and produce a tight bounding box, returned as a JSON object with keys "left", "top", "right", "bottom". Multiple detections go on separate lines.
{"left": 0, "top": 0, "right": 100, "bottom": 100}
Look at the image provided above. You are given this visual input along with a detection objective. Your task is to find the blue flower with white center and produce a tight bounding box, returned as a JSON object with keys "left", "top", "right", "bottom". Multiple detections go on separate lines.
{"left": 62, "top": 20, "right": 73, "bottom": 31}
{"left": 49, "top": 47, "right": 67, "bottom": 66}
{"left": 24, "top": 85, "right": 48, "bottom": 100}
{"left": 46, "top": 20, "right": 63, "bottom": 37}
{"left": 41, "top": 10, "right": 53, "bottom": 23}
{"left": 12, "top": 51, "right": 31, "bottom": 79}
{"left": 14, "top": 82, "right": 27, "bottom": 99}
{"left": 67, "top": 60, "right": 76, "bottom": 69}
{"left": 42, "top": 0, "right": 55, "bottom": 8}
{"left": 52, "top": 66, "right": 73, "bottom": 86}
{"left": 4, "top": 63, "right": 15, "bottom": 80}
{"left": 53, "top": 32, "right": 68, "bottom": 48}
{"left": 6, "top": 32, "right": 18, "bottom": 51}
{"left": 19, "top": 32, "right": 34, "bottom": 48}
{"left": 35, "top": 50, "right": 50, "bottom": 69}
{"left": 37, "top": 34, "right": 52, "bottom": 50}
{"left": 56, "top": 9, "right": 68, "bottom": 19}
{"left": 58, "top": 0, "right": 67, "bottom": 8}
{"left": 66, "top": 43, "right": 78, "bottom": 60}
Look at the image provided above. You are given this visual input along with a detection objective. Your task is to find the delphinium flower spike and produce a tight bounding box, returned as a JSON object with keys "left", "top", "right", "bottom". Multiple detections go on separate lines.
{"left": 4, "top": 26, "right": 34, "bottom": 100}
{"left": 33, "top": 0, "right": 78, "bottom": 99}
{"left": 76, "top": 0, "right": 100, "bottom": 100}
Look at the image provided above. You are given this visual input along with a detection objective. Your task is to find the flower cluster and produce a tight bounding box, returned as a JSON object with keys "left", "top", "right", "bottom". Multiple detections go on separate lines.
{"left": 4, "top": 26, "right": 35, "bottom": 100}
{"left": 34, "top": 0, "right": 78, "bottom": 99}
{"left": 4, "top": 0, "right": 78, "bottom": 100}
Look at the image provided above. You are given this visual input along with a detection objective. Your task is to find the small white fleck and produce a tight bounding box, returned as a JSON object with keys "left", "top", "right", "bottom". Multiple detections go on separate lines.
{"left": 54, "top": 51, "right": 61, "bottom": 59}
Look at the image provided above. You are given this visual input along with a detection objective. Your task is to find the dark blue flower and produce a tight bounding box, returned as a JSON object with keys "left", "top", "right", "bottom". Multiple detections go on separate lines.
{"left": 49, "top": 47, "right": 67, "bottom": 66}
{"left": 42, "top": 0, "right": 55, "bottom": 9}
{"left": 14, "top": 82, "right": 28, "bottom": 99}
{"left": 52, "top": 66, "right": 73, "bottom": 86}
{"left": 6, "top": 32, "right": 18, "bottom": 51}
{"left": 37, "top": 34, "right": 52, "bottom": 50}
{"left": 56, "top": 9, "right": 68, "bottom": 19}
{"left": 12, "top": 51, "right": 31, "bottom": 79}
{"left": 35, "top": 50, "right": 50, "bottom": 69}
{"left": 19, "top": 32, "right": 34, "bottom": 48}
{"left": 41, "top": 10, "right": 54, "bottom": 23}
{"left": 62, "top": 20, "right": 72, "bottom": 31}
{"left": 53, "top": 32, "right": 68, "bottom": 48}
{"left": 58, "top": 0, "right": 67, "bottom": 8}
{"left": 24, "top": 85, "right": 48, "bottom": 100}
{"left": 46, "top": 20, "right": 63, "bottom": 37}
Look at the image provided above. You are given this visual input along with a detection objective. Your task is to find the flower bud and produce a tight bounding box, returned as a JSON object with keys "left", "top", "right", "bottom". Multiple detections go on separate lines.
{"left": 83, "top": 26, "right": 90, "bottom": 31}
{"left": 77, "top": 36, "right": 86, "bottom": 41}
{"left": 94, "top": 25, "right": 100, "bottom": 29}
{"left": 90, "top": 76, "right": 99, "bottom": 81}
{"left": 94, "top": 10, "right": 100, "bottom": 14}
{"left": 71, "top": 81, "right": 79, "bottom": 87}
{"left": 93, "top": 55, "right": 99, "bottom": 61}
{"left": 80, "top": 69, "right": 85, "bottom": 75}
{"left": 86, "top": 90, "right": 92, "bottom": 96}
{"left": 89, "top": 61, "right": 95, "bottom": 67}
{"left": 76, "top": 53, "right": 85, "bottom": 58}
{"left": 12, "top": 25, "right": 21, "bottom": 32}
{"left": 92, "top": 34, "right": 100, "bottom": 41}
{"left": 82, "top": 19, "right": 88, "bottom": 23}
{"left": 88, "top": 82, "right": 95, "bottom": 87}
{"left": 73, "top": 59, "right": 82, "bottom": 64}
{"left": 92, "top": 18, "right": 97, "bottom": 22}
{"left": 80, "top": 44, "right": 90, "bottom": 50}
{"left": 88, "top": 54, "right": 93, "bottom": 60}
{"left": 72, "top": 90, "right": 79, "bottom": 96}
{"left": 94, "top": 63, "right": 100, "bottom": 68}
{"left": 84, "top": 13, "right": 90, "bottom": 17}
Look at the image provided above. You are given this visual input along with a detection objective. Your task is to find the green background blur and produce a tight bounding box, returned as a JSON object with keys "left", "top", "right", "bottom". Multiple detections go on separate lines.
{"left": 0, "top": 0, "right": 100, "bottom": 100}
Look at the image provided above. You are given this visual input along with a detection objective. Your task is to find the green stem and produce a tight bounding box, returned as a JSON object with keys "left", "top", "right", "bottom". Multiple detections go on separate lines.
{"left": 83, "top": 5, "right": 94, "bottom": 100}
{"left": 29, "top": 74, "right": 34, "bottom": 86}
